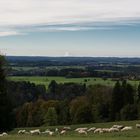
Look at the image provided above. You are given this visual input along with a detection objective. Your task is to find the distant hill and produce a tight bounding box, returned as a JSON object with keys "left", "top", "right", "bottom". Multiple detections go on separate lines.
{"left": 6, "top": 56, "right": 140, "bottom": 65}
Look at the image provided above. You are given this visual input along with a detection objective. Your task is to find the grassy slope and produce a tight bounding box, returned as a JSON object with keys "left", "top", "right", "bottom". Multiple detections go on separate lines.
{"left": 2, "top": 120, "right": 140, "bottom": 140}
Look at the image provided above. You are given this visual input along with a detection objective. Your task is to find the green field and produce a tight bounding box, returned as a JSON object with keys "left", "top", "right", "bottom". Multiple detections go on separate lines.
{"left": 1, "top": 120, "right": 140, "bottom": 140}
{"left": 8, "top": 76, "right": 140, "bottom": 89}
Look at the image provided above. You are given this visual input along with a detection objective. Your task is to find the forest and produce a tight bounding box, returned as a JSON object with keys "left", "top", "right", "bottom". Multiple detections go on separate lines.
{"left": 1, "top": 55, "right": 140, "bottom": 131}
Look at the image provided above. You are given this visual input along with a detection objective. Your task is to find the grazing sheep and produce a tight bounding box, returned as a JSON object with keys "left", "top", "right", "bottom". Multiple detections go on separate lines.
{"left": 55, "top": 128, "right": 58, "bottom": 132}
{"left": 109, "top": 128, "right": 119, "bottom": 133}
{"left": 87, "top": 127, "right": 96, "bottom": 132}
{"left": 0, "top": 132, "right": 8, "bottom": 137}
{"left": 112, "top": 125, "right": 124, "bottom": 130}
{"left": 60, "top": 130, "right": 66, "bottom": 135}
{"left": 63, "top": 127, "right": 71, "bottom": 130}
{"left": 30, "top": 129, "right": 41, "bottom": 135}
{"left": 121, "top": 126, "right": 133, "bottom": 132}
{"left": 75, "top": 128, "right": 88, "bottom": 132}
{"left": 48, "top": 131, "right": 54, "bottom": 136}
{"left": 18, "top": 130, "right": 26, "bottom": 134}
{"left": 94, "top": 128, "right": 102, "bottom": 134}
{"left": 78, "top": 130, "right": 87, "bottom": 135}
{"left": 102, "top": 128, "right": 110, "bottom": 133}
{"left": 42, "top": 130, "right": 50, "bottom": 134}
{"left": 136, "top": 124, "right": 140, "bottom": 128}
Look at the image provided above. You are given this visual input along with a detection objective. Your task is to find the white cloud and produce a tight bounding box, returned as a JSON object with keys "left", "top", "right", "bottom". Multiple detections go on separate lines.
{"left": 0, "top": 0, "right": 140, "bottom": 35}
{"left": 0, "top": 31, "right": 22, "bottom": 37}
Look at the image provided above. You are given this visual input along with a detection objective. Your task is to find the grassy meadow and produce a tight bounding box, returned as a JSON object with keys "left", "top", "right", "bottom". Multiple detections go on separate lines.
{"left": 1, "top": 120, "right": 140, "bottom": 140}
{"left": 8, "top": 76, "right": 140, "bottom": 89}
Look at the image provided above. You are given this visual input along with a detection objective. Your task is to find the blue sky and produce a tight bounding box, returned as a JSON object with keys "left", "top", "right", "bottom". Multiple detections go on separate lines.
{"left": 0, "top": 0, "right": 140, "bottom": 57}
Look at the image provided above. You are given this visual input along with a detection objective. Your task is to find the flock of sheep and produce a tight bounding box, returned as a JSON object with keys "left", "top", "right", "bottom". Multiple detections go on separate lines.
{"left": 0, "top": 123, "right": 140, "bottom": 137}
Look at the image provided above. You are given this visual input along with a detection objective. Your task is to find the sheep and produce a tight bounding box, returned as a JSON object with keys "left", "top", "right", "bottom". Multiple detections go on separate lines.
{"left": 0, "top": 132, "right": 8, "bottom": 137}
{"left": 136, "top": 124, "right": 140, "bottom": 129}
{"left": 112, "top": 125, "right": 124, "bottom": 130}
{"left": 42, "top": 130, "right": 50, "bottom": 134}
{"left": 121, "top": 126, "right": 133, "bottom": 132}
{"left": 102, "top": 128, "right": 110, "bottom": 133}
{"left": 75, "top": 128, "right": 88, "bottom": 132}
{"left": 41, "top": 129, "right": 54, "bottom": 136}
{"left": 109, "top": 128, "right": 119, "bottom": 133}
{"left": 63, "top": 126, "right": 71, "bottom": 130}
{"left": 48, "top": 131, "right": 54, "bottom": 136}
{"left": 87, "top": 127, "right": 96, "bottom": 132}
{"left": 30, "top": 129, "right": 41, "bottom": 135}
{"left": 2, "top": 132, "right": 8, "bottom": 136}
{"left": 94, "top": 128, "right": 102, "bottom": 134}
{"left": 60, "top": 130, "right": 66, "bottom": 135}
{"left": 78, "top": 130, "right": 87, "bottom": 135}
{"left": 18, "top": 130, "right": 26, "bottom": 134}
{"left": 55, "top": 128, "right": 59, "bottom": 132}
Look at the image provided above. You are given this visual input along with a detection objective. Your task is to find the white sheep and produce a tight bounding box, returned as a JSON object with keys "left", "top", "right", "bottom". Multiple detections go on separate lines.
{"left": 109, "top": 128, "right": 119, "bottom": 133}
{"left": 121, "top": 126, "right": 133, "bottom": 132}
{"left": 18, "top": 130, "right": 26, "bottom": 134}
{"left": 42, "top": 130, "right": 50, "bottom": 134}
{"left": 0, "top": 132, "right": 8, "bottom": 137}
{"left": 55, "top": 128, "right": 59, "bottom": 132}
{"left": 48, "top": 131, "right": 54, "bottom": 136}
{"left": 30, "top": 129, "right": 41, "bottom": 135}
{"left": 75, "top": 128, "right": 88, "bottom": 132}
{"left": 136, "top": 124, "right": 140, "bottom": 128}
{"left": 60, "top": 130, "right": 66, "bottom": 135}
{"left": 78, "top": 130, "right": 87, "bottom": 135}
{"left": 112, "top": 125, "right": 124, "bottom": 130}
{"left": 63, "top": 126, "right": 71, "bottom": 130}
{"left": 94, "top": 128, "right": 102, "bottom": 134}
{"left": 87, "top": 127, "right": 96, "bottom": 132}
{"left": 102, "top": 128, "right": 110, "bottom": 133}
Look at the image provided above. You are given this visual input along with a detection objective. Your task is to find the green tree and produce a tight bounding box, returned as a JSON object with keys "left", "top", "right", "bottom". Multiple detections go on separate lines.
{"left": 138, "top": 83, "right": 140, "bottom": 102}
{"left": 57, "top": 100, "right": 70, "bottom": 125}
{"left": 110, "top": 81, "right": 123, "bottom": 121}
{"left": 124, "top": 83, "right": 134, "bottom": 105}
{"left": 32, "top": 99, "right": 46, "bottom": 127}
{"left": 70, "top": 96, "right": 92, "bottom": 124}
{"left": 16, "top": 103, "right": 30, "bottom": 127}
{"left": 0, "top": 55, "right": 14, "bottom": 131}
{"left": 48, "top": 80, "right": 58, "bottom": 93}
{"left": 120, "top": 104, "right": 138, "bottom": 121}
{"left": 44, "top": 107, "right": 58, "bottom": 126}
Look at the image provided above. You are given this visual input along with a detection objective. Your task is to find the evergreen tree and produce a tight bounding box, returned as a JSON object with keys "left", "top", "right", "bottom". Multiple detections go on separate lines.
{"left": 48, "top": 80, "right": 58, "bottom": 93}
{"left": 125, "top": 83, "right": 134, "bottom": 105}
{"left": 110, "top": 81, "right": 123, "bottom": 120}
{"left": 44, "top": 107, "right": 58, "bottom": 126}
{"left": 0, "top": 55, "right": 14, "bottom": 131}
{"left": 138, "top": 83, "right": 140, "bottom": 101}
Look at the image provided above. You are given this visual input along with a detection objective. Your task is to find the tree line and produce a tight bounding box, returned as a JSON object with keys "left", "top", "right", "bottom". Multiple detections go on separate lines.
{"left": 9, "top": 66, "right": 140, "bottom": 80}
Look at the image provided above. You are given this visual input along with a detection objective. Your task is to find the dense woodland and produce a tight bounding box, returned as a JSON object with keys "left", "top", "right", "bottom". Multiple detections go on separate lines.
{"left": 1, "top": 55, "right": 140, "bottom": 131}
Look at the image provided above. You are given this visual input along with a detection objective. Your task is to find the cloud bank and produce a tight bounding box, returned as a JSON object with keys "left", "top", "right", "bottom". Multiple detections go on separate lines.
{"left": 0, "top": 0, "right": 140, "bottom": 36}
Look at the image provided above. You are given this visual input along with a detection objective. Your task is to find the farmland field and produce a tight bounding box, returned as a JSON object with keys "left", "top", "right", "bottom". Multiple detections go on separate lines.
{"left": 1, "top": 120, "right": 140, "bottom": 140}
{"left": 8, "top": 76, "right": 140, "bottom": 88}
{"left": 12, "top": 66, "right": 85, "bottom": 70}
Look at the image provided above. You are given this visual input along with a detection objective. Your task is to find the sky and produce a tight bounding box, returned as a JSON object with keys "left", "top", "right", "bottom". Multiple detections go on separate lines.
{"left": 0, "top": 0, "right": 140, "bottom": 57}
